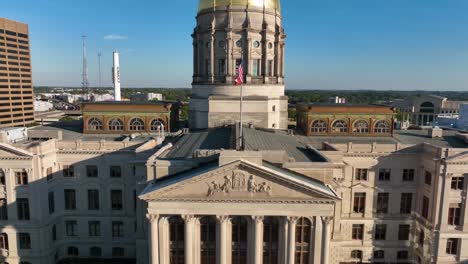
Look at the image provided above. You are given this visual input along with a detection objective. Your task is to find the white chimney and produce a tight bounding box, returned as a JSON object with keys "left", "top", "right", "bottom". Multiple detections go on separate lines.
{"left": 112, "top": 51, "right": 121, "bottom": 101}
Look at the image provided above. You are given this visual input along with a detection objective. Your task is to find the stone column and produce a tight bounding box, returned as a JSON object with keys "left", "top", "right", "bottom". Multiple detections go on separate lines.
{"left": 287, "top": 216, "right": 299, "bottom": 264}
{"left": 183, "top": 215, "right": 197, "bottom": 264}
{"left": 147, "top": 214, "right": 160, "bottom": 264}
{"left": 252, "top": 216, "right": 264, "bottom": 264}
{"left": 321, "top": 217, "right": 332, "bottom": 264}
{"left": 279, "top": 217, "right": 288, "bottom": 264}
{"left": 217, "top": 215, "right": 230, "bottom": 264}
{"left": 313, "top": 216, "right": 322, "bottom": 264}
{"left": 159, "top": 217, "right": 170, "bottom": 264}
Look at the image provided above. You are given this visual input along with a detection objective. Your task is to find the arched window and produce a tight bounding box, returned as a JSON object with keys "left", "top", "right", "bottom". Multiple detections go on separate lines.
{"left": 68, "top": 246, "right": 79, "bottom": 256}
{"left": 232, "top": 217, "right": 248, "bottom": 264}
{"left": 374, "top": 120, "right": 390, "bottom": 134}
{"left": 420, "top": 102, "right": 435, "bottom": 113}
{"left": 150, "top": 119, "right": 166, "bottom": 132}
{"left": 87, "top": 117, "right": 103, "bottom": 131}
{"left": 200, "top": 216, "right": 216, "bottom": 264}
{"left": 263, "top": 217, "right": 279, "bottom": 264}
{"left": 108, "top": 118, "right": 124, "bottom": 131}
{"left": 351, "top": 250, "right": 363, "bottom": 259}
{"left": 112, "top": 247, "right": 125, "bottom": 257}
{"left": 332, "top": 120, "right": 348, "bottom": 133}
{"left": 295, "top": 217, "right": 311, "bottom": 264}
{"left": 311, "top": 120, "right": 327, "bottom": 133}
{"left": 90, "top": 247, "right": 102, "bottom": 257}
{"left": 353, "top": 120, "right": 369, "bottom": 133}
{"left": 129, "top": 118, "right": 145, "bottom": 131}
{"left": 169, "top": 216, "right": 185, "bottom": 264}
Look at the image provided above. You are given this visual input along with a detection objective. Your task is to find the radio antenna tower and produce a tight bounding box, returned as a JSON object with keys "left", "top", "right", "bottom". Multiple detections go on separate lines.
{"left": 81, "top": 35, "right": 90, "bottom": 101}
{"left": 98, "top": 52, "right": 102, "bottom": 88}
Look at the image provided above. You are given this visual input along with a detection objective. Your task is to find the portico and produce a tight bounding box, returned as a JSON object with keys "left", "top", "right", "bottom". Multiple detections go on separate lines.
{"left": 140, "top": 159, "right": 339, "bottom": 264}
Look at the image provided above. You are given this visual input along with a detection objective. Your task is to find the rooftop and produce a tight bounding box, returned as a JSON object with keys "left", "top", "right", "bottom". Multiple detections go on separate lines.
{"left": 162, "top": 127, "right": 468, "bottom": 161}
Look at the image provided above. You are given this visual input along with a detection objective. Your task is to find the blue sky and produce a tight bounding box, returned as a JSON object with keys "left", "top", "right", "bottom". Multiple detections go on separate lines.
{"left": 2, "top": 0, "right": 468, "bottom": 90}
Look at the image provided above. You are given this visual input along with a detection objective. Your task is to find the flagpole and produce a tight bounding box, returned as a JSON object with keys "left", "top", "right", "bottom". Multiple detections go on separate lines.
{"left": 240, "top": 82, "right": 244, "bottom": 150}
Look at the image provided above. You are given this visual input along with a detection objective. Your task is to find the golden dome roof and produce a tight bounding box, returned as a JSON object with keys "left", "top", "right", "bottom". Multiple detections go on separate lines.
{"left": 198, "top": 0, "right": 281, "bottom": 14}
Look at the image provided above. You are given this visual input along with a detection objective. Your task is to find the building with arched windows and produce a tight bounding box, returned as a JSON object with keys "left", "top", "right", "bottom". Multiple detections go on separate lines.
{"left": 82, "top": 102, "right": 179, "bottom": 134}
{"left": 296, "top": 104, "right": 395, "bottom": 137}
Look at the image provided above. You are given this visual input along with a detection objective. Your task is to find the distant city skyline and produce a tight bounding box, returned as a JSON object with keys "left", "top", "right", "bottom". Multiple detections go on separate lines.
{"left": 2, "top": 0, "right": 468, "bottom": 90}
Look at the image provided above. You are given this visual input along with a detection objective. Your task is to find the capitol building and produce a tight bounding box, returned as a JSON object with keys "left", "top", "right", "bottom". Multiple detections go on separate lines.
{"left": 1, "top": 1, "right": 468, "bottom": 264}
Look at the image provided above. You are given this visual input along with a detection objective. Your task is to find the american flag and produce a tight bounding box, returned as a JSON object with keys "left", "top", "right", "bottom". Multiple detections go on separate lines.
{"left": 235, "top": 62, "right": 244, "bottom": 85}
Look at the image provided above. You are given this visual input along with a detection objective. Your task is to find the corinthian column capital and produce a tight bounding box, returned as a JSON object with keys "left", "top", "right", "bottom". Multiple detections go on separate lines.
{"left": 146, "top": 214, "right": 159, "bottom": 223}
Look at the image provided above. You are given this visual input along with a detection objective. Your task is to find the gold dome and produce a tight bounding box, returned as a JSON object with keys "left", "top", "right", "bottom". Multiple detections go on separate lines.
{"left": 198, "top": 0, "right": 281, "bottom": 14}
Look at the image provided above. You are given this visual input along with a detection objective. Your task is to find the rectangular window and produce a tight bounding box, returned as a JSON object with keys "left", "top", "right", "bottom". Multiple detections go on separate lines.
{"left": 397, "top": 251, "right": 408, "bottom": 260}
{"left": 218, "top": 59, "right": 225, "bottom": 76}
{"left": 252, "top": 59, "right": 260, "bottom": 77}
{"left": 17, "top": 198, "right": 30, "bottom": 220}
{"left": 64, "top": 189, "right": 76, "bottom": 210}
{"left": 89, "top": 221, "right": 101, "bottom": 237}
{"left": 110, "top": 166, "right": 122, "bottom": 178}
{"left": 376, "top": 193, "right": 389, "bottom": 214}
{"left": 48, "top": 191, "right": 55, "bottom": 214}
{"left": 378, "top": 168, "right": 391, "bottom": 181}
{"left": 0, "top": 199, "right": 7, "bottom": 220}
{"left": 446, "top": 238, "right": 459, "bottom": 255}
{"left": 112, "top": 247, "right": 125, "bottom": 257}
{"left": 400, "top": 193, "right": 413, "bottom": 214}
{"left": 111, "top": 190, "right": 123, "bottom": 210}
{"left": 353, "top": 193, "right": 366, "bottom": 214}
{"left": 15, "top": 171, "right": 28, "bottom": 185}
{"left": 63, "top": 165, "right": 74, "bottom": 177}
{"left": 266, "top": 60, "right": 273, "bottom": 77}
{"left": 0, "top": 233, "right": 8, "bottom": 250}
{"left": 398, "top": 224, "right": 410, "bottom": 240}
{"left": 66, "top": 220, "right": 78, "bottom": 236}
{"left": 46, "top": 167, "right": 53, "bottom": 181}
{"left": 451, "top": 177, "right": 464, "bottom": 190}
{"left": 425, "top": 171, "right": 432, "bottom": 185}
{"left": 355, "top": 169, "right": 368, "bottom": 181}
{"left": 448, "top": 204, "right": 461, "bottom": 226}
{"left": 418, "top": 230, "right": 424, "bottom": 247}
{"left": 374, "top": 224, "right": 387, "bottom": 240}
{"left": 112, "top": 221, "right": 124, "bottom": 237}
{"left": 86, "top": 165, "right": 98, "bottom": 178}
{"left": 88, "top": 189, "right": 100, "bottom": 210}
{"left": 52, "top": 225, "right": 57, "bottom": 241}
{"left": 422, "top": 196, "right": 430, "bottom": 219}
{"left": 205, "top": 59, "right": 211, "bottom": 76}
{"left": 18, "top": 233, "right": 31, "bottom": 249}
{"left": 352, "top": 224, "right": 364, "bottom": 240}
{"left": 402, "top": 169, "right": 415, "bottom": 181}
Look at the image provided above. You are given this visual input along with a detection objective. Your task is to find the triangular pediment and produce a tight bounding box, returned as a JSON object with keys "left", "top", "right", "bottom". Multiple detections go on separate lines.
{"left": 0, "top": 143, "right": 33, "bottom": 158}
{"left": 140, "top": 160, "right": 339, "bottom": 203}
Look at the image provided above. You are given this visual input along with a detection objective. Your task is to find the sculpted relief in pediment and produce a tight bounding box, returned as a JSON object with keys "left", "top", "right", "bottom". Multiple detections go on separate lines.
{"left": 143, "top": 163, "right": 336, "bottom": 202}
{"left": 206, "top": 170, "right": 272, "bottom": 197}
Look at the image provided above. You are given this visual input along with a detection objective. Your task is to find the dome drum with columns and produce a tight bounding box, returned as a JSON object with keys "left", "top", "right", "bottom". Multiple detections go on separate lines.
{"left": 190, "top": 0, "right": 288, "bottom": 130}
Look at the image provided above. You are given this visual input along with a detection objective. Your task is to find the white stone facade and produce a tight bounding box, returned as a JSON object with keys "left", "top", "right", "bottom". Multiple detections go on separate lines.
{"left": 1, "top": 132, "right": 468, "bottom": 264}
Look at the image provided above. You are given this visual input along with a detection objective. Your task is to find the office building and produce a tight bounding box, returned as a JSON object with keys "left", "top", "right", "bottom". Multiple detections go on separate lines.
{"left": 0, "top": 18, "right": 34, "bottom": 128}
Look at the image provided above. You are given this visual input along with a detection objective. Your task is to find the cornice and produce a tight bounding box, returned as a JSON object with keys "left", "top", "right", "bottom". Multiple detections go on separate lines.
{"left": 147, "top": 197, "right": 334, "bottom": 204}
